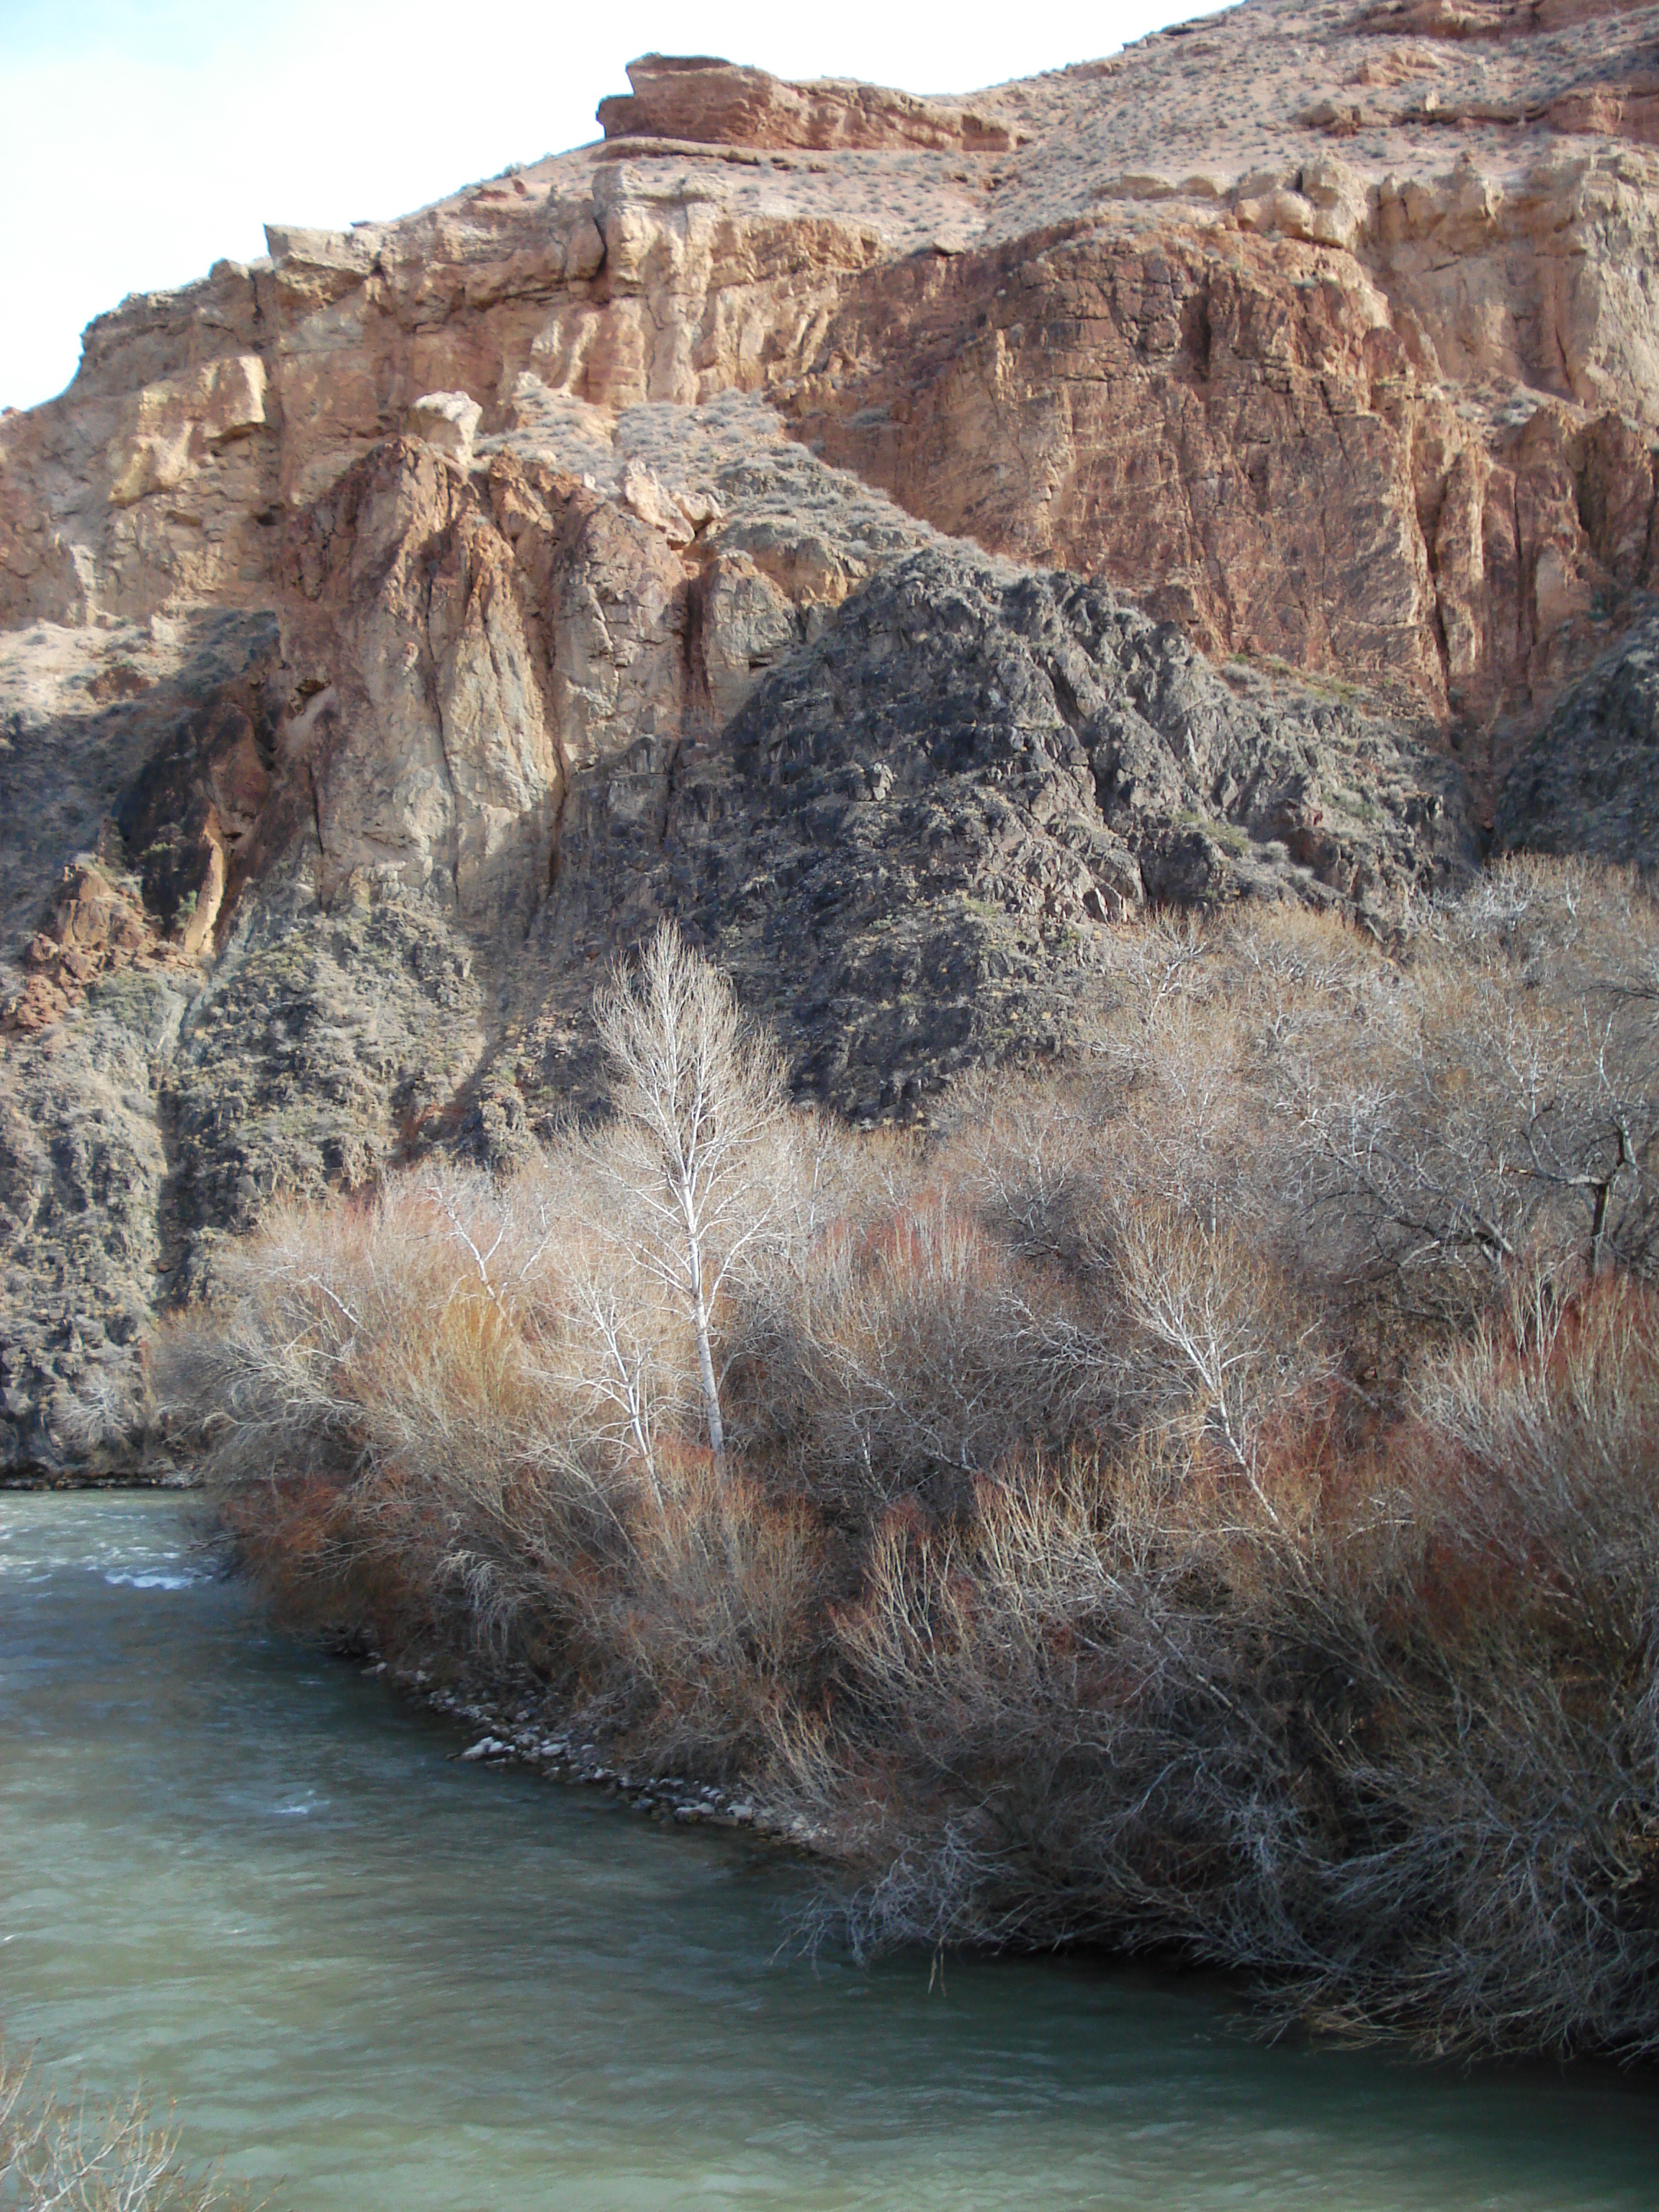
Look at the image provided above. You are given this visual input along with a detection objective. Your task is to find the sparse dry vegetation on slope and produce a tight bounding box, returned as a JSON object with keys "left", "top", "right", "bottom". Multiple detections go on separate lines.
{"left": 161, "top": 860, "right": 1659, "bottom": 2059}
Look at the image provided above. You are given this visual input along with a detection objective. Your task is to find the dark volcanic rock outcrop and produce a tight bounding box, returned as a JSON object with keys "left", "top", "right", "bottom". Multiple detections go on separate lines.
{"left": 1495, "top": 610, "right": 1659, "bottom": 862}
{"left": 653, "top": 548, "right": 1472, "bottom": 1116}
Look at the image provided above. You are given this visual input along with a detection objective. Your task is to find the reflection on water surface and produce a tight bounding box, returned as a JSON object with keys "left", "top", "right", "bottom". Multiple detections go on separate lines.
{"left": 2, "top": 1491, "right": 1657, "bottom": 2211}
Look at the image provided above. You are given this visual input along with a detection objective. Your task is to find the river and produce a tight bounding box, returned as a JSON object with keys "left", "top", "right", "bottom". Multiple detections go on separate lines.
{"left": 3, "top": 1489, "right": 1658, "bottom": 2211}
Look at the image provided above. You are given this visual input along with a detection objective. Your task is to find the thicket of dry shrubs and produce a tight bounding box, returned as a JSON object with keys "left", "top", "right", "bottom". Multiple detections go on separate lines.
{"left": 161, "top": 860, "right": 1659, "bottom": 2059}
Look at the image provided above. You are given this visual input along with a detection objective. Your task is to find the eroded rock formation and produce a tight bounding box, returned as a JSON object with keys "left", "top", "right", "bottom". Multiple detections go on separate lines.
{"left": 3, "top": 0, "right": 1657, "bottom": 1473}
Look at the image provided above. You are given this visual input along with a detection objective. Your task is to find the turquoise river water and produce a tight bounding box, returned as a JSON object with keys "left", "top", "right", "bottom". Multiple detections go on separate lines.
{"left": 2, "top": 1488, "right": 1658, "bottom": 2211}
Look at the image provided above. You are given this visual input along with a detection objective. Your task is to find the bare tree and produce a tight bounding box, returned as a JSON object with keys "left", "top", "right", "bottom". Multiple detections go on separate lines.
{"left": 593, "top": 923, "right": 786, "bottom": 1470}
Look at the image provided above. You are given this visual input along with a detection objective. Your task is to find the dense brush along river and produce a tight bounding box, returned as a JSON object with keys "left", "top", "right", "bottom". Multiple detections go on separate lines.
{"left": 4, "top": 1491, "right": 1658, "bottom": 2211}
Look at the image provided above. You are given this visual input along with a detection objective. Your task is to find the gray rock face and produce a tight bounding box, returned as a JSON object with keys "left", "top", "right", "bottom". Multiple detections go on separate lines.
{"left": 1, "top": 1012, "right": 168, "bottom": 1477}
{"left": 1495, "top": 612, "right": 1659, "bottom": 865}
{"left": 0, "top": 610, "right": 279, "bottom": 963}
{"left": 648, "top": 549, "right": 1475, "bottom": 1115}
{"left": 516, "top": 542, "right": 1476, "bottom": 1122}
{"left": 1, "top": 611, "right": 279, "bottom": 1478}
{"left": 162, "top": 867, "right": 488, "bottom": 1297}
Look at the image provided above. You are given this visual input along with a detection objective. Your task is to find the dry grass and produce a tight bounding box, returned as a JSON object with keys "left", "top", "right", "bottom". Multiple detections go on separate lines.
{"left": 158, "top": 868, "right": 1659, "bottom": 2056}
{"left": 0, "top": 2049, "right": 257, "bottom": 2212}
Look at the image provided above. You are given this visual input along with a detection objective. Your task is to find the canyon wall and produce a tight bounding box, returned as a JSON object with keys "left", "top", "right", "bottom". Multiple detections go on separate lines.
{"left": 2, "top": 0, "right": 1656, "bottom": 1472}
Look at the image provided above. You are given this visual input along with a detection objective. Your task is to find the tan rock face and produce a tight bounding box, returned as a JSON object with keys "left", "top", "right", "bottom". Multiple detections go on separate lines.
{"left": 406, "top": 390, "right": 482, "bottom": 464}
{"left": 6, "top": 862, "right": 154, "bottom": 1035}
{"left": 5, "top": 0, "right": 1658, "bottom": 719}
{"left": 784, "top": 210, "right": 1659, "bottom": 716}
{"left": 282, "top": 440, "right": 565, "bottom": 930}
{"left": 597, "top": 53, "right": 1025, "bottom": 154}
{"left": 1356, "top": 0, "right": 1652, "bottom": 44}
{"left": 783, "top": 225, "right": 1444, "bottom": 700}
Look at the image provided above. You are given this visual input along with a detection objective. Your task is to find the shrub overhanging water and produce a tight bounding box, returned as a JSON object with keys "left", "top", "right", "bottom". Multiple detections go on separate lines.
{"left": 160, "top": 862, "right": 1659, "bottom": 2059}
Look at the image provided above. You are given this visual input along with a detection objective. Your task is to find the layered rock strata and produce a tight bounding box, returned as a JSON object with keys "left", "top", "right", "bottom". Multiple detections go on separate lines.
{"left": 7, "top": 0, "right": 1659, "bottom": 714}
{"left": 3, "top": 0, "right": 1658, "bottom": 1473}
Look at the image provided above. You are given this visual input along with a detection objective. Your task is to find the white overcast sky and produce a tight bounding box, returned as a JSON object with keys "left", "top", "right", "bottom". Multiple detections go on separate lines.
{"left": 0, "top": 0, "right": 1228, "bottom": 412}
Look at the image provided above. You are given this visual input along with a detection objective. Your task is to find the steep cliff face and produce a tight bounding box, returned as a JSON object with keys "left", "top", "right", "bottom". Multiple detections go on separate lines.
{"left": 2, "top": 0, "right": 1657, "bottom": 1473}
{"left": 6, "top": 0, "right": 1659, "bottom": 707}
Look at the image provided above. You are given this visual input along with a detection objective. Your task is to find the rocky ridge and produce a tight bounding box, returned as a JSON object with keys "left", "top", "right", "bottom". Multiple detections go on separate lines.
{"left": 2, "top": 0, "right": 1657, "bottom": 1474}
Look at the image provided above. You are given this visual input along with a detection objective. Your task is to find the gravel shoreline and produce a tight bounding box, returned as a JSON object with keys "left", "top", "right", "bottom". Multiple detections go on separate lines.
{"left": 366, "top": 1653, "right": 822, "bottom": 1851}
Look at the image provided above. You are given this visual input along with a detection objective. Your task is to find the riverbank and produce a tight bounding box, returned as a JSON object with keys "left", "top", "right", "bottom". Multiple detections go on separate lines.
{"left": 14, "top": 1486, "right": 1659, "bottom": 2211}
{"left": 164, "top": 870, "right": 1659, "bottom": 2061}
{"left": 0, "top": 1471, "right": 192, "bottom": 1492}
{"left": 366, "top": 1646, "right": 817, "bottom": 1848}
{"left": 1, "top": 1465, "right": 813, "bottom": 1840}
